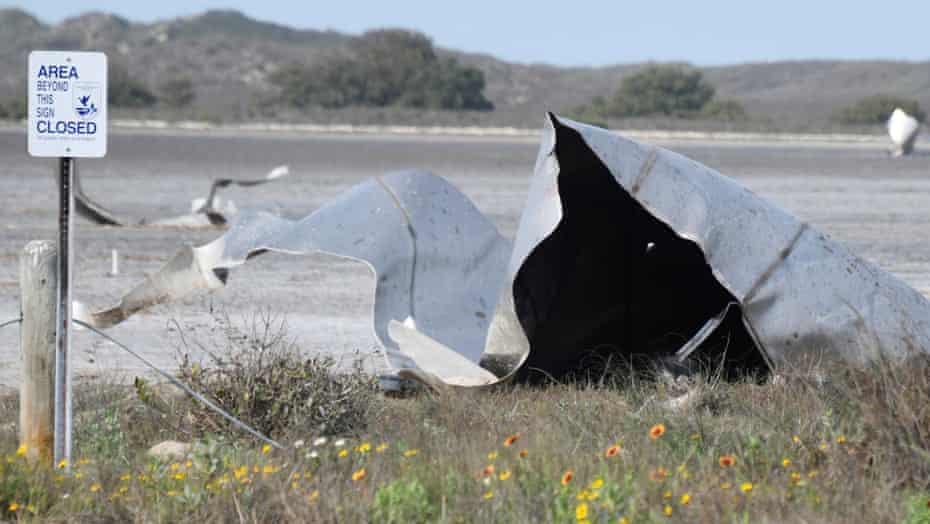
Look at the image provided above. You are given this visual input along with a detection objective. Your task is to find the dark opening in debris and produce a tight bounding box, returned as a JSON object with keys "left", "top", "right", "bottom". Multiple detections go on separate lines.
{"left": 509, "top": 121, "right": 767, "bottom": 382}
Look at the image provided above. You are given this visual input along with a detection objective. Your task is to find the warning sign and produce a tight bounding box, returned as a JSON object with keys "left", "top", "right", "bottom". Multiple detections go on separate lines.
{"left": 28, "top": 51, "right": 108, "bottom": 158}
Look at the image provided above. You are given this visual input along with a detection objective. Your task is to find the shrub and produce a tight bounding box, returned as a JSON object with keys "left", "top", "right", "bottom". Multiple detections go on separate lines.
{"left": 171, "top": 311, "right": 381, "bottom": 439}
{"left": 271, "top": 29, "right": 493, "bottom": 111}
{"left": 834, "top": 94, "right": 925, "bottom": 125}
{"left": 158, "top": 76, "right": 196, "bottom": 108}
{"left": 0, "top": 96, "right": 26, "bottom": 120}
{"left": 609, "top": 65, "right": 715, "bottom": 117}
{"left": 699, "top": 99, "right": 748, "bottom": 121}
{"left": 109, "top": 64, "right": 158, "bottom": 108}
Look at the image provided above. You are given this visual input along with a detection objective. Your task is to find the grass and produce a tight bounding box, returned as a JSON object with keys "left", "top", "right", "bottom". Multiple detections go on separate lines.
{"left": 2, "top": 317, "right": 930, "bottom": 522}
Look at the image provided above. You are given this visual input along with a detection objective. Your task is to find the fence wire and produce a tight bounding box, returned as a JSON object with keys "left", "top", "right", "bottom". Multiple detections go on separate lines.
{"left": 72, "top": 319, "right": 282, "bottom": 449}
{"left": 0, "top": 317, "right": 21, "bottom": 331}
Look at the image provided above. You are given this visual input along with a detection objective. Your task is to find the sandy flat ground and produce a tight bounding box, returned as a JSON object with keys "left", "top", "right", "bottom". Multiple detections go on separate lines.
{"left": 1, "top": 127, "right": 929, "bottom": 391}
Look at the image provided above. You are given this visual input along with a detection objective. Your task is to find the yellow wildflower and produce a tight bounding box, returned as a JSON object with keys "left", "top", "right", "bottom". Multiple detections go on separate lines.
{"left": 576, "top": 502, "right": 589, "bottom": 520}
{"left": 792, "top": 435, "right": 801, "bottom": 444}
{"left": 15, "top": 444, "right": 27, "bottom": 457}
{"left": 185, "top": 459, "right": 193, "bottom": 468}
{"left": 8, "top": 502, "right": 19, "bottom": 512}
{"left": 307, "top": 490, "right": 320, "bottom": 502}
{"left": 663, "top": 490, "right": 672, "bottom": 499}
{"left": 57, "top": 459, "right": 68, "bottom": 469}
{"left": 403, "top": 449, "right": 419, "bottom": 457}
{"left": 836, "top": 435, "right": 847, "bottom": 444}
{"left": 173, "top": 472, "right": 186, "bottom": 481}
{"left": 720, "top": 482, "right": 732, "bottom": 490}
{"left": 740, "top": 482, "right": 754, "bottom": 493}
{"left": 376, "top": 443, "right": 388, "bottom": 452}
{"left": 680, "top": 493, "right": 691, "bottom": 505}
{"left": 90, "top": 483, "right": 102, "bottom": 493}
{"left": 620, "top": 518, "right": 630, "bottom": 524}
{"left": 262, "top": 465, "right": 279, "bottom": 474}
{"left": 234, "top": 466, "right": 248, "bottom": 480}
{"left": 483, "top": 491, "right": 494, "bottom": 500}
{"left": 487, "top": 451, "right": 498, "bottom": 461}
{"left": 352, "top": 468, "right": 366, "bottom": 481}
{"left": 166, "top": 490, "right": 178, "bottom": 497}
{"left": 119, "top": 473, "right": 131, "bottom": 481}
{"left": 590, "top": 478, "right": 604, "bottom": 490}
{"left": 782, "top": 458, "right": 791, "bottom": 467}
{"left": 170, "top": 463, "right": 181, "bottom": 471}
{"left": 664, "top": 504, "right": 673, "bottom": 516}
{"left": 338, "top": 449, "right": 349, "bottom": 458}
{"left": 357, "top": 442, "right": 372, "bottom": 453}
{"left": 577, "top": 490, "right": 590, "bottom": 501}
{"left": 119, "top": 486, "right": 128, "bottom": 494}
{"left": 262, "top": 444, "right": 272, "bottom": 454}
{"left": 499, "top": 470, "right": 512, "bottom": 481}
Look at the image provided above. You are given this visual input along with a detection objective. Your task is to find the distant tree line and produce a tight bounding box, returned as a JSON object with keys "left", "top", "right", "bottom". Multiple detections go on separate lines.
{"left": 270, "top": 29, "right": 493, "bottom": 111}
{"left": 833, "top": 94, "right": 925, "bottom": 125}
{"left": 570, "top": 65, "right": 747, "bottom": 126}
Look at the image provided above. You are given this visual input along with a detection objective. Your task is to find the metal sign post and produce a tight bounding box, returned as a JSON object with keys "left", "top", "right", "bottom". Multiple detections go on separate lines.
{"left": 28, "top": 50, "right": 107, "bottom": 465}
{"left": 54, "top": 157, "right": 75, "bottom": 464}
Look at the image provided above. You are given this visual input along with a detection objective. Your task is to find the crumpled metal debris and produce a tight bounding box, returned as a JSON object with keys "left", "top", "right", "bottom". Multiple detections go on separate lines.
{"left": 75, "top": 170, "right": 511, "bottom": 374}
{"left": 391, "top": 114, "right": 930, "bottom": 388}
{"left": 79, "top": 114, "right": 930, "bottom": 390}
{"left": 74, "top": 165, "right": 290, "bottom": 227}
{"left": 887, "top": 108, "right": 921, "bottom": 156}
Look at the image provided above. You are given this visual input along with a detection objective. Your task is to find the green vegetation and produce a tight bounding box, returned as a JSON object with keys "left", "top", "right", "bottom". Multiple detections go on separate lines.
{"left": 158, "top": 77, "right": 196, "bottom": 108}
{"left": 570, "top": 65, "right": 747, "bottom": 126}
{"left": 272, "top": 29, "right": 493, "bottom": 111}
{"left": 2, "top": 313, "right": 930, "bottom": 522}
{"left": 834, "top": 94, "right": 926, "bottom": 125}
{"left": 0, "top": 96, "right": 26, "bottom": 120}
{"left": 611, "top": 66, "right": 716, "bottom": 117}
{"left": 109, "top": 64, "right": 157, "bottom": 108}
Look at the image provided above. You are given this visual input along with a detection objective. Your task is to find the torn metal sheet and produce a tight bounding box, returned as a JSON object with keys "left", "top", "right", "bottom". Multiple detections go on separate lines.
{"left": 74, "top": 165, "right": 290, "bottom": 227}
{"left": 888, "top": 108, "right": 921, "bottom": 156}
{"left": 75, "top": 114, "right": 930, "bottom": 391}
{"left": 75, "top": 170, "right": 512, "bottom": 373}
{"left": 389, "top": 114, "right": 930, "bottom": 388}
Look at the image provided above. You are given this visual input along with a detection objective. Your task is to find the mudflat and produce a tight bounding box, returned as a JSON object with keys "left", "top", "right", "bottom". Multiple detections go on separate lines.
{"left": 1, "top": 127, "right": 928, "bottom": 390}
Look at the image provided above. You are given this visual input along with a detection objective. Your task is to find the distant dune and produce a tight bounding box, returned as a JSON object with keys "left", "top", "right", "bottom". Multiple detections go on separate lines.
{"left": 4, "top": 8, "right": 928, "bottom": 131}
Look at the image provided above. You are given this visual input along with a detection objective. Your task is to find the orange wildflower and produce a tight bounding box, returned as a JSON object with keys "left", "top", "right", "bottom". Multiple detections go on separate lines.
{"left": 519, "top": 448, "right": 529, "bottom": 458}
{"left": 480, "top": 464, "right": 495, "bottom": 478}
{"left": 605, "top": 444, "right": 621, "bottom": 458}
{"left": 352, "top": 468, "right": 366, "bottom": 482}
{"left": 503, "top": 433, "right": 520, "bottom": 447}
{"left": 650, "top": 467, "right": 668, "bottom": 482}
{"left": 650, "top": 424, "right": 666, "bottom": 439}
{"left": 718, "top": 454, "right": 736, "bottom": 468}
{"left": 561, "top": 470, "right": 574, "bottom": 486}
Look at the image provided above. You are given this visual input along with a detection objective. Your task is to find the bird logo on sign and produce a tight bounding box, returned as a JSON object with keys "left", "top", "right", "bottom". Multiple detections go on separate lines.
{"left": 73, "top": 83, "right": 100, "bottom": 120}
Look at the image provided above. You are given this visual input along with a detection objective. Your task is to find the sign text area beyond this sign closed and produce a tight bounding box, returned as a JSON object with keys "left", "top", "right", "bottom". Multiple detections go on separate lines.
{"left": 28, "top": 51, "right": 108, "bottom": 158}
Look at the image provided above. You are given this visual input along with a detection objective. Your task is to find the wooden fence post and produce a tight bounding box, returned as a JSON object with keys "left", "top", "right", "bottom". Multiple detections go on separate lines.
{"left": 19, "top": 240, "right": 57, "bottom": 463}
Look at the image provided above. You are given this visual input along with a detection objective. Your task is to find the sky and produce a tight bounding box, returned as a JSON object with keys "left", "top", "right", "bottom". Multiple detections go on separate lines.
{"left": 9, "top": 1, "right": 930, "bottom": 66}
